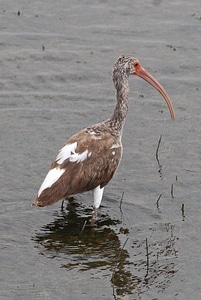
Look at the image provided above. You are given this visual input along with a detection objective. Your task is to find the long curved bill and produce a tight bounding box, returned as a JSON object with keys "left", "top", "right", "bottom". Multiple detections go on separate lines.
{"left": 134, "top": 65, "right": 175, "bottom": 120}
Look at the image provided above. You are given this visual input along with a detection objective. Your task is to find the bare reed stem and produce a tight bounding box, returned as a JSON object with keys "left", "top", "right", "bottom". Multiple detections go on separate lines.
{"left": 145, "top": 238, "right": 150, "bottom": 278}
{"left": 156, "top": 134, "right": 162, "bottom": 164}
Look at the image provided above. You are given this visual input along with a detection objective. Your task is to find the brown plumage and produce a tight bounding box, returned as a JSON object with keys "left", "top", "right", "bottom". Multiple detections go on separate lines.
{"left": 35, "top": 126, "right": 122, "bottom": 207}
{"left": 33, "top": 55, "right": 175, "bottom": 217}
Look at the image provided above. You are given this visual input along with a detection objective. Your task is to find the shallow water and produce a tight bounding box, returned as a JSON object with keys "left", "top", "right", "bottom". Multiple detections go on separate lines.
{"left": 1, "top": 1, "right": 201, "bottom": 299}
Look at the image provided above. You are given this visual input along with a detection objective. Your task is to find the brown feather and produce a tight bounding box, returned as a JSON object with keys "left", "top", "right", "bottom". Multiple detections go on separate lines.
{"left": 33, "top": 125, "right": 122, "bottom": 207}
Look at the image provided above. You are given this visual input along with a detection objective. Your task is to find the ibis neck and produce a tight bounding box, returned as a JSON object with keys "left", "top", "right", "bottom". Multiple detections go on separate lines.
{"left": 109, "top": 74, "right": 129, "bottom": 133}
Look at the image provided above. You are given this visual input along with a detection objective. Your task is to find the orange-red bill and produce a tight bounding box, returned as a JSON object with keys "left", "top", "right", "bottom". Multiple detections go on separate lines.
{"left": 133, "top": 63, "right": 175, "bottom": 120}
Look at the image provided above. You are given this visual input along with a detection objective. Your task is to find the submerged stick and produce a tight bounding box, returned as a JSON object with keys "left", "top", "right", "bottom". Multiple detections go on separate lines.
{"left": 171, "top": 183, "right": 174, "bottom": 199}
{"left": 156, "top": 194, "right": 162, "bottom": 209}
{"left": 181, "top": 203, "right": 185, "bottom": 221}
{"left": 119, "top": 191, "right": 124, "bottom": 214}
{"left": 145, "top": 238, "right": 150, "bottom": 278}
{"left": 156, "top": 134, "right": 162, "bottom": 163}
{"left": 155, "top": 135, "right": 163, "bottom": 178}
{"left": 119, "top": 178, "right": 126, "bottom": 214}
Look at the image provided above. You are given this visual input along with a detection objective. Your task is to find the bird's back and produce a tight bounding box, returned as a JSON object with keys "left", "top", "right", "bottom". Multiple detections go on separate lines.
{"left": 33, "top": 122, "right": 122, "bottom": 207}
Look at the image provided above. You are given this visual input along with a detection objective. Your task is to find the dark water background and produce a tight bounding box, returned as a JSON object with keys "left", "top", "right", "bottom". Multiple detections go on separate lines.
{"left": 1, "top": 1, "right": 201, "bottom": 299}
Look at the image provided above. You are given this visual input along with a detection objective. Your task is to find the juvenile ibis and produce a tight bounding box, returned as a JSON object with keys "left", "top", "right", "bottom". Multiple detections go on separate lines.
{"left": 32, "top": 55, "right": 175, "bottom": 218}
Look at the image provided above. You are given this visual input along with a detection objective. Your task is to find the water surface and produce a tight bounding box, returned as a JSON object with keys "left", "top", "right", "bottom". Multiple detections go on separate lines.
{"left": 1, "top": 1, "right": 201, "bottom": 299}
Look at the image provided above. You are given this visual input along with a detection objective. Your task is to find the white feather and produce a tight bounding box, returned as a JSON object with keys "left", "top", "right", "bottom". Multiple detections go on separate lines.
{"left": 56, "top": 142, "right": 91, "bottom": 164}
{"left": 69, "top": 149, "right": 90, "bottom": 163}
{"left": 38, "top": 167, "right": 65, "bottom": 197}
{"left": 56, "top": 142, "right": 77, "bottom": 164}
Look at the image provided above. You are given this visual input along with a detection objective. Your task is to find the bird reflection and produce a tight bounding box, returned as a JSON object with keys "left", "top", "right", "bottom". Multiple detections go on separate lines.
{"left": 33, "top": 200, "right": 142, "bottom": 296}
{"left": 33, "top": 200, "right": 178, "bottom": 297}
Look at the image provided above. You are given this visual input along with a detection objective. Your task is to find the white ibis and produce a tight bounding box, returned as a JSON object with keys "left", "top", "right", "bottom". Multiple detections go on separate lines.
{"left": 32, "top": 55, "right": 175, "bottom": 218}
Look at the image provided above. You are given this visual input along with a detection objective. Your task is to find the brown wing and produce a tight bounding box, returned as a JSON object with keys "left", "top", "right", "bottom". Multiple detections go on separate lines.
{"left": 33, "top": 127, "right": 122, "bottom": 207}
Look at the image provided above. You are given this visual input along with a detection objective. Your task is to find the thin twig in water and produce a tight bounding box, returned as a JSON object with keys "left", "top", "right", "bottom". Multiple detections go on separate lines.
{"left": 156, "top": 194, "right": 162, "bottom": 209}
{"left": 156, "top": 134, "right": 162, "bottom": 163}
{"left": 181, "top": 203, "right": 185, "bottom": 221}
{"left": 171, "top": 183, "right": 174, "bottom": 199}
{"left": 145, "top": 238, "right": 150, "bottom": 278}
{"left": 112, "top": 289, "right": 117, "bottom": 300}
{"left": 119, "top": 178, "right": 126, "bottom": 215}
{"left": 119, "top": 191, "right": 124, "bottom": 214}
{"left": 155, "top": 135, "right": 163, "bottom": 178}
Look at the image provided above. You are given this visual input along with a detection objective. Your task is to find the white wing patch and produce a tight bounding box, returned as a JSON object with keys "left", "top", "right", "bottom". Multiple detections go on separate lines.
{"left": 38, "top": 142, "right": 92, "bottom": 198}
{"left": 69, "top": 149, "right": 92, "bottom": 163}
{"left": 56, "top": 142, "right": 77, "bottom": 164}
{"left": 56, "top": 142, "right": 91, "bottom": 164}
{"left": 38, "top": 167, "right": 65, "bottom": 197}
